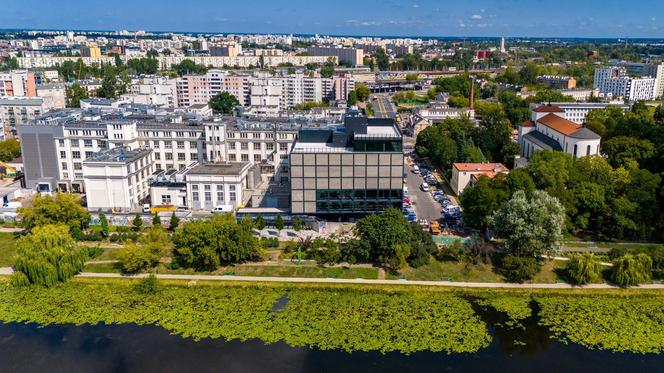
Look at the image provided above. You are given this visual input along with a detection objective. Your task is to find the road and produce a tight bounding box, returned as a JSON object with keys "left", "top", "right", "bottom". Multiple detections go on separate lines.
{"left": 2, "top": 267, "right": 662, "bottom": 289}
{"left": 405, "top": 158, "right": 442, "bottom": 223}
{"left": 371, "top": 94, "right": 397, "bottom": 118}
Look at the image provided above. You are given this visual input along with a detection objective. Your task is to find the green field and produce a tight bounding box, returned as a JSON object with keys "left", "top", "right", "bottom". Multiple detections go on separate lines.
{"left": 0, "top": 232, "right": 17, "bottom": 266}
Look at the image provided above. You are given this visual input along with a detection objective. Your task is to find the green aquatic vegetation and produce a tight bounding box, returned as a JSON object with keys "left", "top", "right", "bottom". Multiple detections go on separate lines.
{"left": 271, "top": 288, "right": 491, "bottom": 354}
{"left": 475, "top": 293, "right": 533, "bottom": 323}
{"left": 535, "top": 294, "right": 664, "bottom": 354}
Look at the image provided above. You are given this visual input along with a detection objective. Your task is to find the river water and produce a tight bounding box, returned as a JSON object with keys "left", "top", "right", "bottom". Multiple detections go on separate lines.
{"left": 2, "top": 319, "right": 664, "bottom": 373}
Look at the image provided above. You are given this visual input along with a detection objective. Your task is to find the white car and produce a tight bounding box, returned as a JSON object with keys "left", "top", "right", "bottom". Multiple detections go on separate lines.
{"left": 142, "top": 204, "right": 151, "bottom": 213}
{"left": 212, "top": 205, "right": 233, "bottom": 213}
{"left": 412, "top": 165, "right": 420, "bottom": 174}
{"left": 421, "top": 182, "right": 430, "bottom": 192}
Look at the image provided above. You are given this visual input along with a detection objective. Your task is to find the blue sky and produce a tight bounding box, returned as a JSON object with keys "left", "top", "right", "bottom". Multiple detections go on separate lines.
{"left": 2, "top": 0, "right": 663, "bottom": 38}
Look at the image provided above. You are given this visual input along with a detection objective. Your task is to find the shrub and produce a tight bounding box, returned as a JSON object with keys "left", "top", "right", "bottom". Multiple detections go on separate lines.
{"left": 132, "top": 213, "right": 143, "bottom": 232}
{"left": 611, "top": 254, "right": 652, "bottom": 287}
{"left": 118, "top": 244, "right": 157, "bottom": 273}
{"left": 260, "top": 237, "right": 279, "bottom": 248}
{"left": 407, "top": 244, "right": 430, "bottom": 268}
{"left": 86, "top": 246, "right": 104, "bottom": 259}
{"left": 293, "top": 217, "right": 303, "bottom": 231}
{"left": 169, "top": 212, "right": 180, "bottom": 231}
{"left": 275, "top": 215, "right": 284, "bottom": 231}
{"left": 498, "top": 255, "right": 540, "bottom": 283}
{"left": 134, "top": 274, "right": 160, "bottom": 294}
{"left": 254, "top": 216, "right": 266, "bottom": 230}
{"left": 566, "top": 253, "right": 602, "bottom": 285}
{"left": 436, "top": 241, "right": 465, "bottom": 262}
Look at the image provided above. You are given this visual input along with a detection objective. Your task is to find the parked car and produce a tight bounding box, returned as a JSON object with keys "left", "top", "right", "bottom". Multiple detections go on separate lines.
{"left": 212, "top": 205, "right": 233, "bottom": 213}
{"left": 142, "top": 204, "right": 151, "bottom": 213}
{"left": 421, "top": 182, "right": 430, "bottom": 192}
{"left": 412, "top": 165, "right": 420, "bottom": 174}
{"left": 430, "top": 221, "right": 441, "bottom": 235}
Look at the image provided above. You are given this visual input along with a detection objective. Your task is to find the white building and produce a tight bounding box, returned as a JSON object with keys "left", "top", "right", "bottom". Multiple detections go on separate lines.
{"left": 519, "top": 105, "right": 601, "bottom": 161}
{"left": 450, "top": 163, "right": 509, "bottom": 195}
{"left": 37, "top": 83, "right": 67, "bottom": 110}
{"left": 0, "top": 96, "right": 46, "bottom": 139}
{"left": 82, "top": 147, "right": 154, "bottom": 212}
{"left": 593, "top": 67, "right": 656, "bottom": 101}
{"left": 124, "top": 76, "right": 177, "bottom": 108}
{"left": 531, "top": 102, "right": 631, "bottom": 124}
{"left": 185, "top": 162, "right": 257, "bottom": 210}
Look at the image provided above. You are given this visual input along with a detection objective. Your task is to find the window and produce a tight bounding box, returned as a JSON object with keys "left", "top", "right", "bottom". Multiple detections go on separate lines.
{"left": 229, "top": 154, "right": 236, "bottom": 161}
{"left": 190, "top": 153, "right": 197, "bottom": 160}
{"left": 241, "top": 154, "right": 249, "bottom": 162}
{"left": 240, "top": 133, "right": 248, "bottom": 139}
{"left": 205, "top": 192, "right": 212, "bottom": 201}
{"left": 204, "top": 184, "right": 211, "bottom": 191}
{"left": 254, "top": 154, "right": 261, "bottom": 162}
{"left": 72, "top": 151, "right": 81, "bottom": 159}
{"left": 61, "top": 162, "right": 68, "bottom": 170}
{"left": 84, "top": 139, "right": 93, "bottom": 147}
{"left": 165, "top": 142, "right": 172, "bottom": 149}
{"left": 165, "top": 153, "right": 173, "bottom": 160}
{"left": 73, "top": 163, "right": 82, "bottom": 170}
{"left": 192, "top": 192, "right": 199, "bottom": 201}
{"left": 216, "top": 191, "right": 224, "bottom": 202}
{"left": 266, "top": 143, "right": 274, "bottom": 151}
{"left": 60, "top": 151, "right": 66, "bottom": 158}
{"left": 192, "top": 185, "right": 199, "bottom": 190}
{"left": 98, "top": 140, "right": 107, "bottom": 148}
{"left": 241, "top": 143, "right": 248, "bottom": 150}
{"left": 85, "top": 151, "right": 93, "bottom": 158}
{"left": 161, "top": 195, "right": 172, "bottom": 204}
{"left": 177, "top": 141, "right": 185, "bottom": 149}
{"left": 58, "top": 139, "right": 65, "bottom": 146}
{"left": 279, "top": 143, "right": 288, "bottom": 151}
{"left": 178, "top": 153, "right": 186, "bottom": 161}
{"left": 253, "top": 142, "right": 261, "bottom": 150}
{"left": 154, "top": 141, "right": 160, "bottom": 148}
{"left": 587, "top": 145, "right": 591, "bottom": 156}
{"left": 155, "top": 153, "right": 161, "bottom": 160}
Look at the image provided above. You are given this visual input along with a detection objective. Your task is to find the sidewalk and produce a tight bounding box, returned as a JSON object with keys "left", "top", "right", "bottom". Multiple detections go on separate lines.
{"left": 2, "top": 267, "right": 663, "bottom": 289}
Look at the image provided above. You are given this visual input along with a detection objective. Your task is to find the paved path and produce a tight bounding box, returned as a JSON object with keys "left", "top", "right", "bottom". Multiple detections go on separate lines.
{"left": 2, "top": 267, "right": 662, "bottom": 289}
{"left": 0, "top": 227, "right": 23, "bottom": 233}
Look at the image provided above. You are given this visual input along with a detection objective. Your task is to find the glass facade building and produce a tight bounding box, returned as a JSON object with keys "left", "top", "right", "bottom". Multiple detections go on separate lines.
{"left": 290, "top": 112, "right": 403, "bottom": 216}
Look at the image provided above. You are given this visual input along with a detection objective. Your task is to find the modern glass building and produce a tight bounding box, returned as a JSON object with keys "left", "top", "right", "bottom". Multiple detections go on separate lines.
{"left": 289, "top": 111, "right": 403, "bottom": 216}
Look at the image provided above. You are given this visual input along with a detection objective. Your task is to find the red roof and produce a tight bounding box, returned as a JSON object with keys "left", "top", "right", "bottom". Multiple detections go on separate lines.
{"left": 453, "top": 163, "right": 509, "bottom": 173}
{"left": 533, "top": 105, "right": 565, "bottom": 113}
{"left": 537, "top": 113, "right": 581, "bottom": 136}
{"left": 520, "top": 120, "right": 535, "bottom": 127}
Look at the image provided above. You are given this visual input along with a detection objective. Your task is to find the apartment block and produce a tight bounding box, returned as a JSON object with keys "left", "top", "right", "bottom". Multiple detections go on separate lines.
{"left": 307, "top": 46, "right": 364, "bottom": 66}
{"left": 0, "top": 70, "right": 37, "bottom": 97}
{"left": 0, "top": 96, "right": 46, "bottom": 139}
{"left": 593, "top": 67, "right": 656, "bottom": 101}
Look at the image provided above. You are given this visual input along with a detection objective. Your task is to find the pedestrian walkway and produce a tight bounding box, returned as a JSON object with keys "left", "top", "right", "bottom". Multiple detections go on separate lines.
{"left": 2, "top": 266, "right": 662, "bottom": 289}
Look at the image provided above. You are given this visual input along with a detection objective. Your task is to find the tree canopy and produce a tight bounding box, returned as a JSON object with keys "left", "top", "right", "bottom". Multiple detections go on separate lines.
{"left": 18, "top": 193, "right": 90, "bottom": 230}
{"left": 208, "top": 92, "right": 240, "bottom": 114}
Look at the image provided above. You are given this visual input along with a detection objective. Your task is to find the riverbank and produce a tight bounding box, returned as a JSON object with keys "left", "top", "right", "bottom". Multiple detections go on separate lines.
{"left": 1, "top": 276, "right": 664, "bottom": 355}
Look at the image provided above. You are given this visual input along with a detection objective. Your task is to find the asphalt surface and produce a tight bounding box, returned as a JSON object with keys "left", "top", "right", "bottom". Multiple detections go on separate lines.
{"left": 404, "top": 159, "right": 443, "bottom": 223}
{"left": 372, "top": 94, "right": 397, "bottom": 118}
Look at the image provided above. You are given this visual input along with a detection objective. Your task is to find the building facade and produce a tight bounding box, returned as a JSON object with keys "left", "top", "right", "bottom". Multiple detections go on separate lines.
{"left": 290, "top": 112, "right": 403, "bottom": 215}
{"left": 593, "top": 67, "right": 656, "bottom": 101}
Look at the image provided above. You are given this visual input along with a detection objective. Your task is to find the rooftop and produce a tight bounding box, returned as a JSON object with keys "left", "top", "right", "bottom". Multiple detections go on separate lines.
{"left": 188, "top": 162, "right": 251, "bottom": 176}
{"left": 533, "top": 105, "right": 564, "bottom": 113}
{"left": 537, "top": 113, "right": 581, "bottom": 136}
{"left": 84, "top": 147, "right": 152, "bottom": 164}
{"left": 523, "top": 131, "right": 563, "bottom": 152}
{"left": 453, "top": 163, "right": 509, "bottom": 173}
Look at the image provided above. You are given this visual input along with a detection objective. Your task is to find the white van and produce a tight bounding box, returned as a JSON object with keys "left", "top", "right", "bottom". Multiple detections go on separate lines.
{"left": 212, "top": 205, "right": 233, "bottom": 213}
{"left": 421, "top": 182, "right": 430, "bottom": 192}
{"left": 142, "top": 204, "right": 151, "bottom": 213}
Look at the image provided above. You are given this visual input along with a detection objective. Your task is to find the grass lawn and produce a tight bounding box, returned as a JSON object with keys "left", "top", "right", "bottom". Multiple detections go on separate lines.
{"left": 93, "top": 247, "right": 122, "bottom": 261}
{"left": 563, "top": 241, "right": 664, "bottom": 250}
{"left": 83, "top": 262, "right": 122, "bottom": 273}
{"left": 528, "top": 260, "right": 567, "bottom": 284}
{"left": 389, "top": 260, "right": 504, "bottom": 282}
{"left": 0, "top": 232, "right": 17, "bottom": 266}
{"left": 232, "top": 265, "right": 379, "bottom": 279}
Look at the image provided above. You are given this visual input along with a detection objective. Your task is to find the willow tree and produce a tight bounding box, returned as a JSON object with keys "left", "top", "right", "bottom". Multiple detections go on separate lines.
{"left": 12, "top": 224, "right": 88, "bottom": 286}
{"left": 566, "top": 253, "right": 602, "bottom": 285}
{"left": 611, "top": 254, "right": 652, "bottom": 287}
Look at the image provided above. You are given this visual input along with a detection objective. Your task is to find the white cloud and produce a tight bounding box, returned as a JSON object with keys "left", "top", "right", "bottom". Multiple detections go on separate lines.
{"left": 471, "top": 14, "right": 482, "bottom": 20}
{"left": 412, "top": 4, "right": 419, "bottom": 8}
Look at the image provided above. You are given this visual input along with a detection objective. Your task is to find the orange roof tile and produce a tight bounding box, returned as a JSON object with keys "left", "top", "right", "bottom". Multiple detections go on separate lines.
{"left": 537, "top": 113, "right": 581, "bottom": 136}
{"left": 453, "top": 163, "right": 509, "bottom": 173}
{"left": 521, "top": 120, "right": 535, "bottom": 127}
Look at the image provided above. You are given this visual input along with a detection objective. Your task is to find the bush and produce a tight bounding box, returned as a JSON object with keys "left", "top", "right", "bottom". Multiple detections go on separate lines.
{"left": 436, "top": 241, "right": 465, "bottom": 262}
{"left": 134, "top": 274, "right": 160, "bottom": 294}
{"left": 498, "top": 255, "right": 540, "bottom": 283}
{"left": 407, "top": 244, "right": 430, "bottom": 268}
{"left": 86, "top": 246, "right": 104, "bottom": 259}
{"left": 293, "top": 217, "right": 303, "bottom": 231}
{"left": 611, "top": 254, "right": 652, "bottom": 287}
{"left": 566, "top": 253, "right": 602, "bottom": 285}
{"left": 260, "top": 237, "right": 279, "bottom": 248}
{"left": 118, "top": 244, "right": 158, "bottom": 273}
{"left": 109, "top": 232, "right": 139, "bottom": 243}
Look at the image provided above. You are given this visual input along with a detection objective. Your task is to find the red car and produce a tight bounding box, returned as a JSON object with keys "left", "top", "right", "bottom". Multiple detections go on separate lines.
{"left": 403, "top": 198, "right": 411, "bottom": 204}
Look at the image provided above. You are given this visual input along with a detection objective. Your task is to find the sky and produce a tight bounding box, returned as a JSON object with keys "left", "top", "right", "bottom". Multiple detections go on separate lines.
{"left": 2, "top": 0, "right": 664, "bottom": 38}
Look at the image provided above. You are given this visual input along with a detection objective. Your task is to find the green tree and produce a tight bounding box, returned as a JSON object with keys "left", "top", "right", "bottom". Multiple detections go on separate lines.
{"left": 405, "top": 73, "right": 419, "bottom": 81}
{"left": 491, "top": 190, "right": 566, "bottom": 258}
{"left": 566, "top": 253, "right": 602, "bottom": 285}
{"left": 169, "top": 212, "right": 180, "bottom": 231}
{"left": 347, "top": 91, "right": 358, "bottom": 106}
{"left": 208, "top": 92, "right": 240, "bottom": 114}
{"left": 355, "top": 84, "right": 371, "bottom": 102}
{"left": 118, "top": 243, "right": 156, "bottom": 273}
{"left": 499, "top": 255, "right": 540, "bottom": 283}
{"left": 255, "top": 216, "right": 266, "bottom": 230}
{"left": 99, "top": 212, "right": 109, "bottom": 238}
{"left": 374, "top": 48, "right": 389, "bottom": 70}
{"left": 320, "top": 59, "right": 335, "bottom": 78}
{"left": 11, "top": 224, "right": 87, "bottom": 286}
{"left": 65, "top": 83, "right": 88, "bottom": 108}
{"left": 18, "top": 193, "right": 90, "bottom": 230}
{"left": 275, "top": 215, "right": 285, "bottom": 231}
{"left": 355, "top": 208, "right": 414, "bottom": 268}
{"left": 132, "top": 213, "right": 143, "bottom": 232}
{"left": 611, "top": 254, "right": 652, "bottom": 287}
{"left": 96, "top": 69, "right": 119, "bottom": 98}
{"left": 461, "top": 175, "right": 509, "bottom": 231}
{"left": 0, "top": 138, "right": 21, "bottom": 162}
{"left": 172, "top": 214, "right": 260, "bottom": 270}
{"left": 152, "top": 213, "right": 161, "bottom": 227}
{"left": 293, "top": 217, "right": 303, "bottom": 231}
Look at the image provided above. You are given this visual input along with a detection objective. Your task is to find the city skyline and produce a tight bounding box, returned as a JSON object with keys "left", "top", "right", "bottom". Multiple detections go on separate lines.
{"left": 3, "top": 0, "right": 664, "bottom": 38}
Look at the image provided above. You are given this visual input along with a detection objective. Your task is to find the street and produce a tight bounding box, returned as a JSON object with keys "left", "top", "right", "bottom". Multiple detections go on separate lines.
{"left": 371, "top": 94, "right": 397, "bottom": 118}
{"left": 404, "top": 158, "right": 442, "bottom": 223}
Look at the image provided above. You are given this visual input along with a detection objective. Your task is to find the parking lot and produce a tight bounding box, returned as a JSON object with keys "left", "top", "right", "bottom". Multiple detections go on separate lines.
{"left": 404, "top": 158, "right": 442, "bottom": 223}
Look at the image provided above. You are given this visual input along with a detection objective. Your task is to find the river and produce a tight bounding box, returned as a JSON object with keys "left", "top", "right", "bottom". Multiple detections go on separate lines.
{"left": 2, "top": 317, "right": 664, "bottom": 373}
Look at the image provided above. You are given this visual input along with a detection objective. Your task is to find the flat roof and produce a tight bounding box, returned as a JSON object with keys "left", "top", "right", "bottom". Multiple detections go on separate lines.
{"left": 291, "top": 142, "right": 352, "bottom": 153}
{"left": 188, "top": 162, "right": 251, "bottom": 176}
{"left": 84, "top": 147, "right": 152, "bottom": 164}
